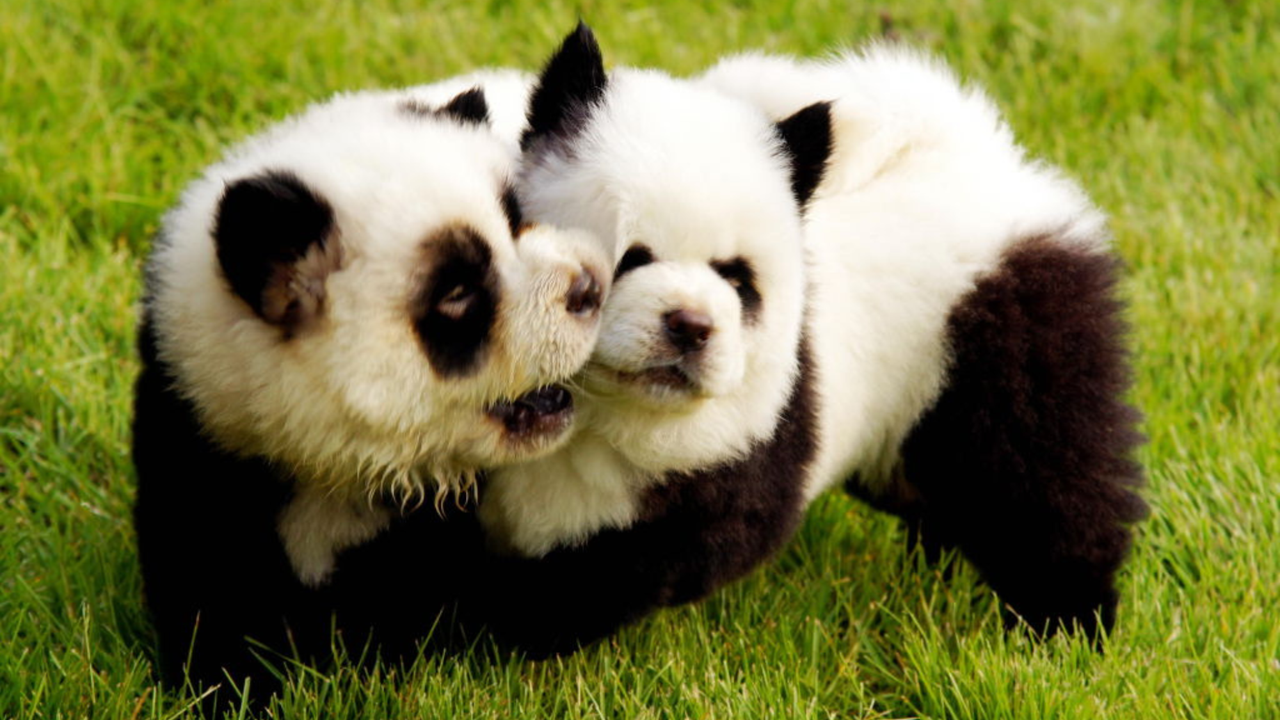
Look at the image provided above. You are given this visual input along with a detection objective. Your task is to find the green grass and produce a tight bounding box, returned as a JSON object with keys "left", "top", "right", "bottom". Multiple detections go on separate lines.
{"left": 3, "top": 0, "right": 1277, "bottom": 717}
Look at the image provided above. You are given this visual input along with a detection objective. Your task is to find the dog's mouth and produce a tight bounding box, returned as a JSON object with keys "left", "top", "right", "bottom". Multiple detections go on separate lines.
{"left": 487, "top": 385, "right": 575, "bottom": 440}
{"left": 597, "top": 360, "right": 712, "bottom": 401}
{"left": 616, "top": 365, "right": 695, "bottom": 391}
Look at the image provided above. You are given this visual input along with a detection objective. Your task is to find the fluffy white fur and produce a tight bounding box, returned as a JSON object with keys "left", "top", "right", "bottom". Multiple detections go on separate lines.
{"left": 699, "top": 46, "right": 1109, "bottom": 500}
{"left": 149, "top": 88, "right": 608, "bottom": 583}
{"left": 415, "top": 69, "right": 810, "bottom": 556}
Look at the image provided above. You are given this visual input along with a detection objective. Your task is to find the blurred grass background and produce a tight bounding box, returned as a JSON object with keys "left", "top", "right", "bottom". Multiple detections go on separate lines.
{"left": 2, "top": 0, "right": 1277, "bottom": 717}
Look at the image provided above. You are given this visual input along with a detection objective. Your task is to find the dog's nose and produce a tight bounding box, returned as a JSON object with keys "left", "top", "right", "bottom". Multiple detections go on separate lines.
{"left": 663, "top": 309, "right": 714, "bottom": 353}
{"left": 565, "top": 269, "right": 603, "bottom": 316}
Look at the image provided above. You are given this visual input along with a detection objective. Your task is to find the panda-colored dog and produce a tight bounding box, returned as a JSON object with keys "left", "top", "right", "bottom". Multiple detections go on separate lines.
{"left": 132, "top": 85, "right": 607, "bottom": 693}
{"left": 699, "top": 46, "right": 1148, "bottom": 636}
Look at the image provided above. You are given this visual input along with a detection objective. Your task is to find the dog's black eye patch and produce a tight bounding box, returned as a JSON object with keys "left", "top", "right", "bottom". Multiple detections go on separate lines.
{"left": 711, "top": 257, "right": 762, "bottom": 324}
{"left": 412, "top": 226, "right": 498, "bottom": 377}
{"left": 614, "top": 244, "right": 655, "bottom": 281}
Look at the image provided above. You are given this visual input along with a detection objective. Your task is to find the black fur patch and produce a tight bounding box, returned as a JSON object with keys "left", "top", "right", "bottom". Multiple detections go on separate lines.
{"left": 412, "top": 226, "right": 498, "bottom": 378}
{"left": 213, "top": 170, "right": 335, "bottom": 325}
{"left": 710, "top": 257, "right": 762, "bottom": 324}
{"left": 774, "top": 102, "right": 834, "bottom": 208}
{"left": 132, "top": 312, "right": 316, "bottom": 712}
{"left": 853, "top": 235, "right": 1147, "bottom": 639}
{"left": 400, "top": 87, "right": 491, "bottom": 126}
{"left": 467, "top": 336, "right": 820, "bottom": 655}
{"left": 613, "top": 243, "right": 654, "bottom": 281}
{"left": 437, "top": 87, "right": 490, "bottom": 125}
{"left": 500, "top": 183, "right": 526, "bottom": 239}
{"left": 521, "top": 21, "right": 608, "bottom": 152}
{"left": 133, "top": 308, "right": 481, "bottom": 714}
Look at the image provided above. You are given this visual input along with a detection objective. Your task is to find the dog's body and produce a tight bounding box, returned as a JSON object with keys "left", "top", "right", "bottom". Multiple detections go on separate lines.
{"left": 701, "top": 47, "right": 1148, "bottom": 634}
{"left": 133, "top": 85, "right": 607, "bottom": 696}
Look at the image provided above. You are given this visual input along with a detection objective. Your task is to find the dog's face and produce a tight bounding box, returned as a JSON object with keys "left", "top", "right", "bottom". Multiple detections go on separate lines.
{"left": 589, "top": 191, "right": 781, "bottom": 407}
{"left": 149, "top": 88, "right": 608, "bottom": 500}
{"left": 516, "top": 25, "right": 832, "bottom": 472}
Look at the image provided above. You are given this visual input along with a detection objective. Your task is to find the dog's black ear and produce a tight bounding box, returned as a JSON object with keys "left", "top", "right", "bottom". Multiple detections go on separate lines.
{"left": 774, "top": 101, "right": 834, "bottom": 208}
{"left": 214, "top": 171, "right": 342, "bottom": 332}
{"left": 438, "top": 87, "right": 490, "bottom": 126}
{"left": 521, "top": 21, "right": 608, "bottom": 151}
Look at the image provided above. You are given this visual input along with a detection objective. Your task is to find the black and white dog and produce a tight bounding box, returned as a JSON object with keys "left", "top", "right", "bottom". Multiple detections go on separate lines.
{"left": 132, "top": 84, "right": 608, "bottom": 697}
{"left": 700, "top": 47, "right": 1148, "bottom": 636}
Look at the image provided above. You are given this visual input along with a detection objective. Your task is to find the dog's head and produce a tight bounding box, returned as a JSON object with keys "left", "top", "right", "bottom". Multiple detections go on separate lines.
{"left": 149, "top": 87, "right": 609, "bottom": 501}
{"left": 517, "top": 24, "right": 832, "bottom": 471}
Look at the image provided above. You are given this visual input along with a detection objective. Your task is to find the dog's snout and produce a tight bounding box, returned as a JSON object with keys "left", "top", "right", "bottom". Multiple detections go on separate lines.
{"left": 565, "top": 269, "right": 603, "bottom": 316}
{"left": 663, "top": 309, "right": 714, "bottom": 353}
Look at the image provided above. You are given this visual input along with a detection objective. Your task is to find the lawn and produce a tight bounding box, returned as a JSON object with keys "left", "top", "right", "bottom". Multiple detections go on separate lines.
{"left": 2, "top": 0, "right": 1277, "bottom": 717}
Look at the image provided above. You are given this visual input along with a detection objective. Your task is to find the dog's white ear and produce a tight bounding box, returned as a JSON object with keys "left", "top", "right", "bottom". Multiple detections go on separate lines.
{"left": 774, "top": 101, "right": 834, "bottom": 208}
{"left": 214, "top": 171, "right": 343, "bottom": 332}
{"left": 522, "top": 21, "right": 608, "bottom": 151}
